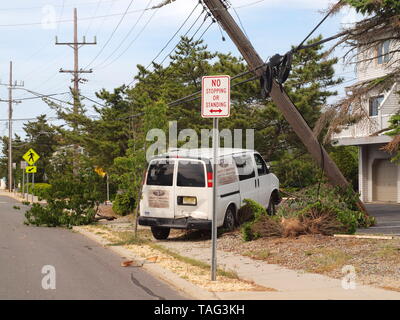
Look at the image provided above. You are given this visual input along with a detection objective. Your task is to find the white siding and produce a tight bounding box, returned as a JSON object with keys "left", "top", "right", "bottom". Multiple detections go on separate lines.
{"left": 381, "top": 83, "right": 400, "bottom": 115}
{"left": 357, "top": 40, "right": 400, "bottom": 83}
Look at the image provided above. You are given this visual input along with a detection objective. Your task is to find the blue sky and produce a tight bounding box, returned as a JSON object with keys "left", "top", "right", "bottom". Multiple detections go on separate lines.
{"left": 0, "top": 0, "right": 362, "bottom": 139}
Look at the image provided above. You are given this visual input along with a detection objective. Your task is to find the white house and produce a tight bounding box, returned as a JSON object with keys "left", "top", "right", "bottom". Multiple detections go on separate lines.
{"left": 334, "top": 38, "right": 399, "bottom": 203}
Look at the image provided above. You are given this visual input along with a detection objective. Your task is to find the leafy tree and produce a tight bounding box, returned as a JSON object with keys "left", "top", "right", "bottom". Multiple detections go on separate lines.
{"left": 0, "top": 115, "right": 59, "bottom": 188}
{"left": 24, "top": 151, "right": 107, "bottom": 227}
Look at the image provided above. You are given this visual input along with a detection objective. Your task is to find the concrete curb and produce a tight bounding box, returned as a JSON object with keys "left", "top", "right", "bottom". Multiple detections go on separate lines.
{"left": 72, "top": 226, "right": 218, "bottom": 300}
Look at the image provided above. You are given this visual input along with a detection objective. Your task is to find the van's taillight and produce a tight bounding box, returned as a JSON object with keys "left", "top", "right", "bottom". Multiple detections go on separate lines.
{"left": 207, "top": 172, "right": 213, "bottom": 187}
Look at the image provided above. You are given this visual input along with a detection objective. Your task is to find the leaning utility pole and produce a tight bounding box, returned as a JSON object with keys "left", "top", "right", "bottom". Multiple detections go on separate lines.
{"left": 0, "top": 61, "right": 24, "bottom": 192}
{"left": 55, "top": 8, "right": 96, "bottom": 173}
{"left": 202, "top": 0, "right": 367, "bottom": 213}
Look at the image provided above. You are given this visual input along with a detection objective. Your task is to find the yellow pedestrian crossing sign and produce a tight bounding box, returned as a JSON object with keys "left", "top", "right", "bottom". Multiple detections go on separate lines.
{"left": 23, "top": 148, "right": 40, "bottom": 165}
{"left": 26, "top": 166, "right": 37, "bottom": 173}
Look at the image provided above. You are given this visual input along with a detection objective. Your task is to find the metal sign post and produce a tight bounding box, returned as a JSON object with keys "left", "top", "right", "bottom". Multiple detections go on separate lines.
{"left": 20, "top": 161, "right": 27, "bottom": 198}
{"left": 211, "top": 117, "right": 219, "bottom": 281}
{"left": 32, "top": 172, "right": 35, "bottom": 203}
{"left": 201, "top": 75, "right": 230, "bottom": 281}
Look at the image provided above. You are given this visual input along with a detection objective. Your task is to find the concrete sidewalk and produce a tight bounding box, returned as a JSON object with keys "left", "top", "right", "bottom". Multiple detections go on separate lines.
{"left": 157, "top": 240, "right": 400, "bottom": 300}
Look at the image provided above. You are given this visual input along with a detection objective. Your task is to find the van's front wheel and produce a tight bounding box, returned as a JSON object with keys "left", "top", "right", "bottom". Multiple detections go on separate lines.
{"left": 151, "top": 226, "right": 170, "bottom": 240}
{"left": 223, "top": 206, "right": 236, "bottom": 231}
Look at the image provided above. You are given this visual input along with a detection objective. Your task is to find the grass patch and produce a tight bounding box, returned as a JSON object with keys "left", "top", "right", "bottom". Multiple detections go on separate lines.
{"left": 107, "top": 230, "right": 151, "bottom": 246}
{"left": 150, "top": 243, "right": 240, "bottom": 280}
{"left": 375, "top": 245, "right": 400, "bottom": 259}
{"left": 308, "top": 248, "right": 351, "bottom": 273}
{"left": 243, "top": 249, "right": 272, "bottom": 260}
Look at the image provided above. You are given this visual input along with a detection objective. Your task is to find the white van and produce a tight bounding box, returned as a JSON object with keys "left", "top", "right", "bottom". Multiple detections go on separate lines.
{"left": 138, "top": 148, "right": 280, "bottom": 239}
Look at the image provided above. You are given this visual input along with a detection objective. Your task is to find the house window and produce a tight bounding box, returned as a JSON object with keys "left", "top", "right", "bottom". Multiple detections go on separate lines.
{"left": 377, "top": 40, "right": 390, "bottom": 64}
{"left": 369, "top": 95, "right": 384, "bottom": 116}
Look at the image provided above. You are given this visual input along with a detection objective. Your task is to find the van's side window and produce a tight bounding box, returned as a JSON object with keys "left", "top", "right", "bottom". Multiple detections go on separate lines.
{"left": 146, "top": 160, "right": 174, "bottom": 186}
{"left": 177, "top": 161, "right": 205, "bottom": 187}
{"left": 254, "top": 153, "right": 269, "bottom": 176}
{"left": 233, "top": 155, "right": 255, "bottom": 181}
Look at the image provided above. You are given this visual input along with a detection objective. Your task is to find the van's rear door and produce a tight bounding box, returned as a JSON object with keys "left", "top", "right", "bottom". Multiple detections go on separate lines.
{"left": 142, "top": 159, "right": 175, "bottom": 219}
{"left": 175, "top": 159, "right": 210, "bottom": 220}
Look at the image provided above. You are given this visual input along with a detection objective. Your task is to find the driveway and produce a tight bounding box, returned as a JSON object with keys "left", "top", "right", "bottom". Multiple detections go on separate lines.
{"left": 357, "top": 203, "right": 400, "bottom": 235}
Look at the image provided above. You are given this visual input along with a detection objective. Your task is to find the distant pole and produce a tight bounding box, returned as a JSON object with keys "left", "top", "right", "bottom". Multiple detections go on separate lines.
{"left": 56, "top": 8, "right": 96, "bottom": 174}
{"left": 106, "top": 174, "right": 110, "bottom": 203}
{"left": 0, "top": 62, "right": 23, "bottom": 192}
{"left": 8, "top": 61, "right": 12, "bottom": 192}
{"left": 32, "top": 173, "right": 35, "bottom": 203}
{"left": 21, "top": 167, "right": 24, "bottom": 196}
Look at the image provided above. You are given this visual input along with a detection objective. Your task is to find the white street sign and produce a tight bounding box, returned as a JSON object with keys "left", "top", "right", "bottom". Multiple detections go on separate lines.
{"left": 201, "top": 75, "right": 230, "bottom": 118}
{"left": 20, "top": 161, "right": 27, "bottom": 169}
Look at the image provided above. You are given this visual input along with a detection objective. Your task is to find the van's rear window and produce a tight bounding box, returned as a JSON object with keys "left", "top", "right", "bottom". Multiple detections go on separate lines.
{"left": 177, "top": 161, "right": 205, "bottom": 187}
{"left": 146, "top": 161, "right": 174, "bottom": 186}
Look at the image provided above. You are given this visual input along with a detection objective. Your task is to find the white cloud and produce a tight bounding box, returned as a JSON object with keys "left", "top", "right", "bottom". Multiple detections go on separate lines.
{"left": 340, "top": 7, "right": 364, "bottom": 26}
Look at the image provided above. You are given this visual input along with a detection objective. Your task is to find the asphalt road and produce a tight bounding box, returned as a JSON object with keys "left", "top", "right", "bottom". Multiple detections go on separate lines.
{"left": 357, "top": 203, "right": 400, "bottom": 235}
{"left": 0, "top": 195, "right": 186, "bottom": 300}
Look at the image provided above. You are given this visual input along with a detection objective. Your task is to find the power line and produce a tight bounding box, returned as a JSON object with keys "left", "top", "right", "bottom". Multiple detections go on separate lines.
{"left": 0, "top": 0, "right": 125, "bottom": 11}
{"left": 84, "top": 0, "right": 103, "bottom": 37}
{"left": 127, "top": 6, "right": 206, "bottom": 86}
{"left": 94, "top": 0, "right": 155, "bottom": 69}
{"left": 84, "top": 0, "right": 135, "bottom": 69}
{"left": 13, "top": 92, "right": 69, "bottom": 101}
{"left": 158, "top": 10, "right": 208, "bottom": 66}
{"left": 0, "top": 5, "right": 149, "bottom": 28}
{"left": 294, "top": 0, "right": 343, "bottom": 52}
{"left": 143, "top": 2, "right": 200, "bottom": 68}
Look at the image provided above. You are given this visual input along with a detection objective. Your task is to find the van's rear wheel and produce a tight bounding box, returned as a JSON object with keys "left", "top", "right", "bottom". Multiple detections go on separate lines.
{"left": 267, "top": 190, "right": 279, "bottom": 215}
{"left": 267, "top": 200, "right": 276, "bottom": 215}
{"left": 223, "top": 206, "right": 236, "bottom": 231}
{"left": 151, "top": 226, "right": 170, "bottom": 240}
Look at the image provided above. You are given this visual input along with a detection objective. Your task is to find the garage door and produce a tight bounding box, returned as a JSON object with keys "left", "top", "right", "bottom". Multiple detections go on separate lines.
{"left": 373, "top": 159, "right": 398, "bottom": 202}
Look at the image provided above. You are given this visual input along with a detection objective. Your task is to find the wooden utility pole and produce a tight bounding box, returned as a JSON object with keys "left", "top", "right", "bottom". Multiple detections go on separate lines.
{"left": 56, "top": 8, "right": 96, "bottom": 173}
{"left": 202, "top": 0, "right": 367, "bottom": 213}
{"left": 0, "top": 61, "right": 24, "bottom": 192}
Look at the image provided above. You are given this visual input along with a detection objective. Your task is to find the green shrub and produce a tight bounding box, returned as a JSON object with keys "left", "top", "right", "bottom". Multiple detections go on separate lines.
{"left": 112, "top": 192, "right": 135, "bottom": 216}
{"left": 26, "top": 183, "right": 51, "bottom": 199}
{"left": 24, "top": 158, "right": 106, "bottom": 228}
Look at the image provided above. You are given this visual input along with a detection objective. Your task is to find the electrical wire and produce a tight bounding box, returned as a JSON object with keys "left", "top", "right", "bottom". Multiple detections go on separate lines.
{"left": 94, "top": 0, "right": 155, "bottom": 69}
{"left": 141, "top": 2, "right": 200, "bottom": 69}
{"left": 99, "top": 8, "right": 158, "bottom": 69}
{"left": 0, "top": 0, "right": 126, "bottom": 11}
{"left": 56, "top": 0, "right": 66, "bottom": 34}
{"left": 294, "top": 0, "right": 343, "bottom": 52}
{"left": 0, "top": 7, "right": 152, "bottom": 28}
{"left": 84, "top": 0, "right": 103, "bottom": 37}
{"left": 158, "top": 10, "right": 208, "bottom": 66}
{"left": 127, "top": 6, "right": 206, "bottom": 86}
{"left": 13, "top": 92, "right": 70, "bottom": 101}
{"left": 85, "top": 0, "right": 136, "bottom": 69}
